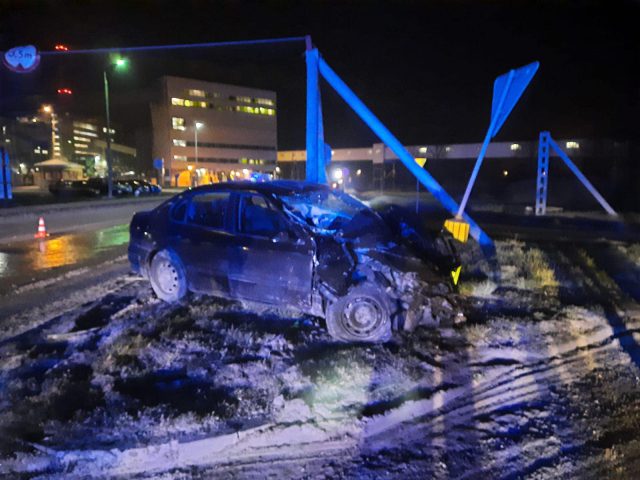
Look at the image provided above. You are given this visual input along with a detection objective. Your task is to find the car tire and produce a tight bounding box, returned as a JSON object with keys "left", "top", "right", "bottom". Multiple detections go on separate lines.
{"left": 149, "top": 250, "right": 187, "bottom": 302}
{"left": 325, "top": 283, "right": 392, "bottom": 343}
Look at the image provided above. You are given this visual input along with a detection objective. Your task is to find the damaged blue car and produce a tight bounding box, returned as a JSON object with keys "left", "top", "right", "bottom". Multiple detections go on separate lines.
{"left": 128, "top": 181, "right": 460, "bottom": 342}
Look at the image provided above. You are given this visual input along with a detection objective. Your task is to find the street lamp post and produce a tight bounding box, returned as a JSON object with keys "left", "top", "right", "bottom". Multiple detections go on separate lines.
{"left": 194, "top": 121, "right": 204, "bottom": 187}
{"left": 103, "top": 58, "right": 128, "bottom": 198}
{"left": 103, "top": 70, "right": 113, "bottom": 198}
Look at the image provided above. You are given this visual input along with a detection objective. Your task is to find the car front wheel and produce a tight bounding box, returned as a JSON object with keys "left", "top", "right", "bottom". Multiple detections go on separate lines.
{"left": 325, "top": 283, "right": 392, "bottom": 343}
{"left": 149, "top": 250, "right": 187, "bottom": 302}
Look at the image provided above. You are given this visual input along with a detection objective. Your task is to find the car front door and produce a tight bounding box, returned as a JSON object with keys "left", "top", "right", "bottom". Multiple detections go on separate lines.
{"left": 228, "top": 193, "right": 314, "bottom": 308}
{"left": 170, "top": 190, "right": 234, "bottom": 295}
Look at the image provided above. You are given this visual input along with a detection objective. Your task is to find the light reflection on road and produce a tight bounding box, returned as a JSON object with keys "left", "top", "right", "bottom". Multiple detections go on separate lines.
{"left": 0, "top": 224, "right": 129, "bottom": 295}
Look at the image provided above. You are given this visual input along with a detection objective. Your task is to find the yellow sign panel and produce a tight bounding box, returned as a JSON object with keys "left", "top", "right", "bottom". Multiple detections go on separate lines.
{"left": 451, "top": 265, "right": 462, "bottom": 285}
{"left": 444, "top": 218, "right": 470, "bottom": 243}
{"left": 415, "top": 157, "right": 427, "bottom": 168}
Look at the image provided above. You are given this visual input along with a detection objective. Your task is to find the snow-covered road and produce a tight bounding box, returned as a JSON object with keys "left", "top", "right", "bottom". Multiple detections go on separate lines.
{"left": 0, "top": 238, "right": 639, "bottom": 479}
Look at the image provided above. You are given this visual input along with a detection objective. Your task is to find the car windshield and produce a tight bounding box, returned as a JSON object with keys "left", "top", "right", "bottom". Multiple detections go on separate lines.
{"left": 279, "top": 189, "right": 370, "bottom": 231}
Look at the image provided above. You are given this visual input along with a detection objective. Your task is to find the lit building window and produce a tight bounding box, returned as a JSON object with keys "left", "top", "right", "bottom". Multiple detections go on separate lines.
{"left": 510, "top": 143, "right": 521, "bottom": 151}
{"left": 234, "top": 106, "right": 275, "bottom": 116}
{"left": 172, "top": 117, "right": 186, "bottom": 130}
{"left": 74, "top": 122, "right": 98, "bottom": 131}
{"left": 188, "top": 89, "right": 206, "bottom": 98}
{"left": 173, "top": 155, "right": 187, "bottom": 161}
{"left": 173, "top": 97, "right": 209, "bottom": 108}
{"left": 73, "top": 129, "right": 98, "bottom": 138}
{"left": 566, "top": 141, "right": 580, "bottom": 149}
{"left": 73, "top": 136, "right": 90, "bottom": 142}
{"left": 173, "top": 139, "right": 187, "bottom": 147}
{"left": 42, "top": 149, "right": 48, "bottom": 154}
{"left": 74, "top": 143, "right": 88, "bottom": 149}
{"left": 418, "top": 146, "right": 427, "bottom": 154}
{"left": 255, "top": 98, "right": 275, "bottom": 106}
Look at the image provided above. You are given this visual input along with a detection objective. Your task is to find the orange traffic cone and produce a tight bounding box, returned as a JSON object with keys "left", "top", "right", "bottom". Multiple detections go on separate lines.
{"left": 34, "top": 216, "right": 49, "bottom": 239}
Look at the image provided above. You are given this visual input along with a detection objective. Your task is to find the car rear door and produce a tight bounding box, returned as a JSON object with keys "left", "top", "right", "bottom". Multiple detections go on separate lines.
{"left": 170, "top": 190, "right": 234, "bottom": 295}
{"left": 228, "top": 192, "right": 314, "bottom": 307}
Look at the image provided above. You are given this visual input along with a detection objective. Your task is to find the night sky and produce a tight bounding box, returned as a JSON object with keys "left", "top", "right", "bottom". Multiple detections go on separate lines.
{"left": 0, "top": 0, "right": 637, "bottom": 150}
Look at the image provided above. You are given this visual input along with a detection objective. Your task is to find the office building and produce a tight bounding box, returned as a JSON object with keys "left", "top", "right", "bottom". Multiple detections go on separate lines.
{"left": 150, "top": 76, "right": 277, "bottom": 186}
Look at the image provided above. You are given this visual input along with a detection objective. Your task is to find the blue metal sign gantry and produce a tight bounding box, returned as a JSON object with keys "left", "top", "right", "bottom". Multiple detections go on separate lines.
{"left": 305, "top": 41, "right": 502, "bottom": 246}
{"left": 536, "top": 131, "right": 617, "bottom": 216}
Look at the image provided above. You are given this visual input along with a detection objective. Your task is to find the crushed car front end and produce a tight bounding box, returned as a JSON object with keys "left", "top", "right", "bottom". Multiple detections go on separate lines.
{"left": 272, "top": 184, "right": 464, "bottom": 338}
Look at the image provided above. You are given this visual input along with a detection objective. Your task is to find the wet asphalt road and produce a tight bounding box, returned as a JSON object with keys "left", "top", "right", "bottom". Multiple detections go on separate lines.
{"left": 0, "top": 223, "right": 130, "bottom": 297}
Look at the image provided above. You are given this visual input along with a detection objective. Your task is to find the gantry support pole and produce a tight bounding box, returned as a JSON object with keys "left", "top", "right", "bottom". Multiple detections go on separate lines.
{"left": 547, "top": 133, "right": 617, "bottom": 216}
{"left": 317, "top": 55, "right": 492, "bottom": 246}
{"left": 305, "top": 41, "right": 327, "bottom": 183}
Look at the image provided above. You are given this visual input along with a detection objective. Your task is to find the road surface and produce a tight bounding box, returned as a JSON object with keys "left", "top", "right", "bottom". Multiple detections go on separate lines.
{"left": 0, "top": 196, "right": 167, "bottom": 306}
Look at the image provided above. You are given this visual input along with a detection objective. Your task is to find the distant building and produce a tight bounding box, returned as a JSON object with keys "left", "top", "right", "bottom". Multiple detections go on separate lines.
{"left": 0, "top": 114, "right": 52, "bottom": 180}
{"left": 278, "top": 138, "right": 637, "bottom": 211}
{"left": 150, "top": 76, "right": 277, "bottom": 186}
{"left": 0, "top": 109, "right": 137, "bottom": 186}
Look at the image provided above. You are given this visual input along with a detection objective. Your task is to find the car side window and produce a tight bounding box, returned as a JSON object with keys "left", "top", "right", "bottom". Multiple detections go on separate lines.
{"left": 170, "top": 199, "right": 187, "bottom": 222}
{"left": 240, "top": 194, "right": 287, "bottom": 237}
{"left": 186, "top": 192, "right": 230, "bottom": 229}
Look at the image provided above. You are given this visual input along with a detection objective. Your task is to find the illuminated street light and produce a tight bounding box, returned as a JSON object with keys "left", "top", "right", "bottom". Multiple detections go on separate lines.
{"left": 115, "top": 58, "right": 128, "bottom": 69}
{"left": 503, "top": 170, "right": 509, "bottom": 177}
{"left": 332, "top": 168, "right": 343, "bottom": 181}
{"left": 42, "top": 105, "right": 52, "bottom": 114}
{"left": 356, "top": 169, "right": 362, "bottom": 176}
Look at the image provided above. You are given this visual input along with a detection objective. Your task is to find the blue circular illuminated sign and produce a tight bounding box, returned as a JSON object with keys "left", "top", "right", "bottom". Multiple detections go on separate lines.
{"left": 3, "top": 45, "right": 41, "bottom": 73}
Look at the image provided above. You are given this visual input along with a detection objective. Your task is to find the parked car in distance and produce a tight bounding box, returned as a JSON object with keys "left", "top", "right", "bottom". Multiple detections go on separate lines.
{"left": 138, "top": 179, "right": 162, "bottom": 194}
{"left": 87, "top": 177, "right": 132, "bottom": 196}
{"left": 49, "top": 179, "right": 100, "bottom": 197}
{"left": 128, "top": 181, "right": 460, "bottom": 343}
{"left": 119, "top": 178, "right": 150, "bottom": 197}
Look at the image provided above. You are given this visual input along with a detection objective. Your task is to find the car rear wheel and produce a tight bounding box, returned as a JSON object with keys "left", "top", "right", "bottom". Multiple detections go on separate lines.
{"left": 325, "top": 283, "right": 392, "bottom": 343}
{"left": 149, "top": 250, "right": 187, "bottom": 302}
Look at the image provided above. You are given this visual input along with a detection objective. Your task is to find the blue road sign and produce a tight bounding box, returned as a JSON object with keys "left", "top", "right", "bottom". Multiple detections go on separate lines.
{"left": 490, "top": 61, "right": 539, "bottom": 138}
{"left": 457, "top": 61, "right": 539, "bottom": 217}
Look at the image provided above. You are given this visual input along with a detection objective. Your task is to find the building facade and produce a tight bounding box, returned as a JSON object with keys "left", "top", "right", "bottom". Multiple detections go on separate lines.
{"left": 151, "top": 76, "right": 277, "bottom": 186}
{"left": 278, "top": 137, "right": 637, "bottom": 211}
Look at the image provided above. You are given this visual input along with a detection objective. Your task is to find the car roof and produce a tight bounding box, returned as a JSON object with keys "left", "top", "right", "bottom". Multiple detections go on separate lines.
{"left": 187, "top": 180, "right": 330, "bottom": 197}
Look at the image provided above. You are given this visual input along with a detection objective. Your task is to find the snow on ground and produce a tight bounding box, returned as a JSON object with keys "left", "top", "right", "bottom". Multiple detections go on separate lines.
{"left": 1, "top": 239, "right": 639, "bottom": 478}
